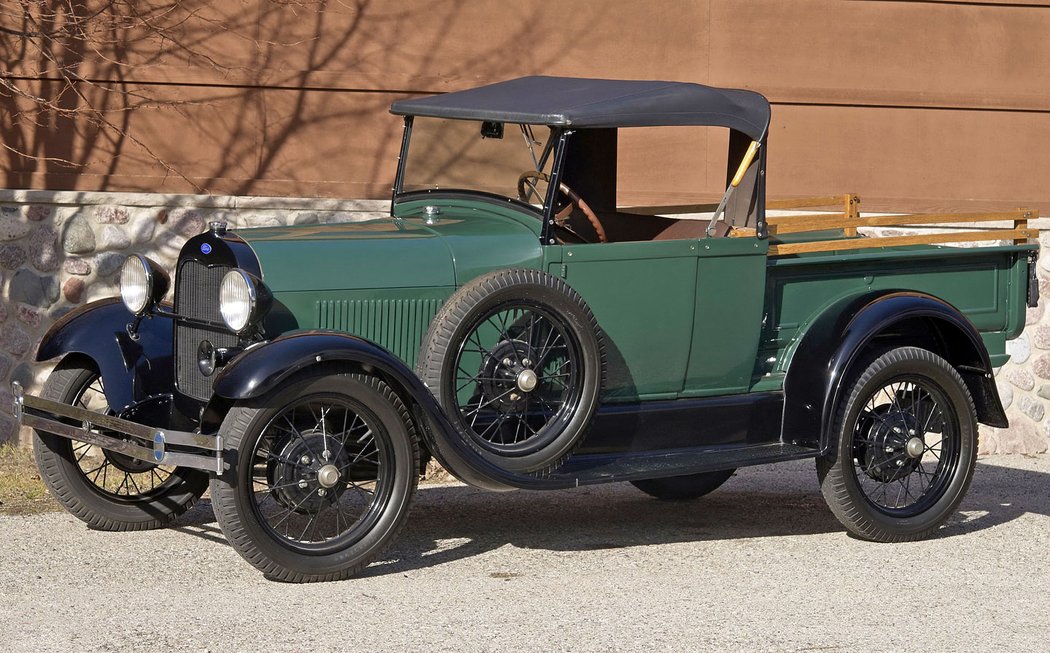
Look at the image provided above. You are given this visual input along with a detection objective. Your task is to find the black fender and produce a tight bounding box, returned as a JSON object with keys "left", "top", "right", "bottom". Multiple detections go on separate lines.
{"left": 783, "top": 291, "right": 1008, "bottom": 454}
{"left": 36, "top": 297, "right": 176, "bottom": 413}
{"left": 208, "top": 330, "right": 559, "bottom": 492}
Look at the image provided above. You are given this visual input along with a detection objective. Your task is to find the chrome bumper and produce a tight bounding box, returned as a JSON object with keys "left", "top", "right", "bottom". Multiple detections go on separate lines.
{"left": 10, "top": 382, "right": 224, "bottom": 474}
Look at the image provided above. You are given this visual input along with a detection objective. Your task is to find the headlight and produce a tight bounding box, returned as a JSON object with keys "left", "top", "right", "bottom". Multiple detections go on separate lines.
{"left": 219, "top": 270, "right": 254, "bottom": 332}
{"left": 119, "top": 255, "right": 169, "bottom": 316}
{"left": 219, "top": 269, "right": 270, "bottom": 333}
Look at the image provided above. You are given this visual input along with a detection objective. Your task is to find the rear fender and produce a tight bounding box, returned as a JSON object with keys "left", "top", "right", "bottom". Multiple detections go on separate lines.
{"left": 207, "top": 331, "right": 544, "bottom": 491}
{"left": 783, "top": 291, "right": 1007, "bottom": 453}
{"left": 35, "top": 298, "right": 175, "bottom": 412}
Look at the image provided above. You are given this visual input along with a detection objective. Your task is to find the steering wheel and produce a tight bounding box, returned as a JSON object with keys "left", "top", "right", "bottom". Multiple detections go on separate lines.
{"left": 517, "top": 171, "right": 608, "bottom": 243}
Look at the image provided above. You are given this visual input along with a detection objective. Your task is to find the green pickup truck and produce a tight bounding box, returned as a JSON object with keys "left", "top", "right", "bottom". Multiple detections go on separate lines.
{"left": 11, "top": 76, "right": 1039, "bottom": 582}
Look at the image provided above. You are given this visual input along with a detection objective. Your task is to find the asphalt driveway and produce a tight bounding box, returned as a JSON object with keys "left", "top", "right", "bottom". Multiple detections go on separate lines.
{"left": 1, "top": 455, "right": 1048, "bottom": 652}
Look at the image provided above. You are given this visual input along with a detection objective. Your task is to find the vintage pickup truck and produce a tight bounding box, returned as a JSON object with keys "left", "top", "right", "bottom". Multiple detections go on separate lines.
{"left": 11, "top": 76, "right": 1039, "bottom": 582}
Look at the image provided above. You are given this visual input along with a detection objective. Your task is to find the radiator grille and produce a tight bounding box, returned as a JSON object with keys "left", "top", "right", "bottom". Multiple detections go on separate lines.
{"left": 175, "top": 260, "right": 239, "bottom": 401}
{"left": 317, "top": 298, "right": 442, "bottom": 368}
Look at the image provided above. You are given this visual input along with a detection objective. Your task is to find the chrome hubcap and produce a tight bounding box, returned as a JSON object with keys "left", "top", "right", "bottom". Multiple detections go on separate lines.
{"left": 905, "top": 436, "right": 925, "bottom": 459}
{"left": 516, "top": 369, "right": 539, "bottom": 392}
{"left": 316, "top": 464, "right": 341, "bottom": 489}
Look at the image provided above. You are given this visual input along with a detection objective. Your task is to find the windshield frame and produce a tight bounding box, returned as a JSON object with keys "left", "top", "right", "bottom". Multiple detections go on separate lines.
{"left": 391, "top": 116, "right": 570, "bottom": 245}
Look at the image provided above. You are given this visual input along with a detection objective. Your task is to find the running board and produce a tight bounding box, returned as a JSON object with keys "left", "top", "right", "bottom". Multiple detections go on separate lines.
{"left": 548, "top": 443, "right": 820, "bottom": 488}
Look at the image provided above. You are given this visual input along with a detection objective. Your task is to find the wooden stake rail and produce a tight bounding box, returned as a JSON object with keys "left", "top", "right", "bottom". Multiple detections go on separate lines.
{"left": 770, "top": 210, "right": 1031, "bottom": 235}
{"left": 762, "top": 193, "right": 1038, "bottom": 257}
{"left": 767, "top": 228, "right": 1038, "bottom": 256}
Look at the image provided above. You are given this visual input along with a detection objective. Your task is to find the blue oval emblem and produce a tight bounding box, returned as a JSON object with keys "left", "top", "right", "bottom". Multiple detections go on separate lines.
{"left": 200, "top": 243, "right": 212, "bottom": 255}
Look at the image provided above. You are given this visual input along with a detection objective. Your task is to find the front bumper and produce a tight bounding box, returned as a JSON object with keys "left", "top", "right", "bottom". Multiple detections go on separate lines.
{"left": 11, "top": 382, "right": 224, "bottom": 474}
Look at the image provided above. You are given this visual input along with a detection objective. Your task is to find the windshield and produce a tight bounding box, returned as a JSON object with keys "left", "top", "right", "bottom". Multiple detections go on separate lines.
{"left": 401, "top": 118, "right": 556, "bottom": 209}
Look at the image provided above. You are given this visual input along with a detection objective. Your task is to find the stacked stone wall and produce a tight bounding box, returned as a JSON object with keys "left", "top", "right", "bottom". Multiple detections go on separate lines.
{"left": 988, "top": 248, "right": 1050, "bottom": 455}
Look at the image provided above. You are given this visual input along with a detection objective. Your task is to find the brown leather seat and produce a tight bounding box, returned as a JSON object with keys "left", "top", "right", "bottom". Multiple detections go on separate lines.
{"left": 652, "top": 219, "right": 730, "bottom": 241}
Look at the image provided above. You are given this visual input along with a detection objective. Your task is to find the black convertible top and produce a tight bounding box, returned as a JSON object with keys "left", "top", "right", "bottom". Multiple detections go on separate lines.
{"left": 390, "top": 76, "right": 770, "bottom": 141}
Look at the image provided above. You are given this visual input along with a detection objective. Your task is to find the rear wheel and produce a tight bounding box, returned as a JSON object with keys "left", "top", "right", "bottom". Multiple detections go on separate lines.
{"left": 210, "top": 372, "right": 419, "bottom": 582}
{"left": 32, "top": 359, "right": 208, "bottom": 531}
{"left": 817, "top": 347, "right": 977, "bottom": 542}
{"left": 631, "top": 469, "right": 735, "bottom": 501}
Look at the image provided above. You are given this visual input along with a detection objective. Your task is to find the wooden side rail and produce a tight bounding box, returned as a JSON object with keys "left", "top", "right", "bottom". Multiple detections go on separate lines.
{"left": 766, "top": 193, "right": 861, "bottom": 237}
{"left": 768, "top": 209, "right": 1031, "bottom": 235}
{"left": 764, "top": 192, "right": 1038, "bottom": 256}
{"left": 624, "top": 193, "right": 1037, "bottom": 256}
{"left": 768, "top": 227, "right": 1038, "bottom": 256}
{"left": 629, "top": 194, "right": 858, "bottom": 217}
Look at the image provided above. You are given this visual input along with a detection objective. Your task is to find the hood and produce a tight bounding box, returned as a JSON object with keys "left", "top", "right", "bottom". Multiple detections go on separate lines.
{"left": 238, "top": 210, "right": 543, "bottom": 293}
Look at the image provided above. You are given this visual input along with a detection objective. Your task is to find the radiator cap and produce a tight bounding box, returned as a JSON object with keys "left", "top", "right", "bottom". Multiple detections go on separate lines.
{"left": 209, "top": 221, "right": 228, "bottom": 235}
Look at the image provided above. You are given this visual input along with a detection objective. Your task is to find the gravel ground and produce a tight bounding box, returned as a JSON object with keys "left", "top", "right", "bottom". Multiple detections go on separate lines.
{"left": 1, "top": 455, "right": 1048, "bottom": 653}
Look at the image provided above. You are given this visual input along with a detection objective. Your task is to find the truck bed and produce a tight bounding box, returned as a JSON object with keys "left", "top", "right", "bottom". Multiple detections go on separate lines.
{"left": 750, "top": 195, "right": 1039, "bottom": 387}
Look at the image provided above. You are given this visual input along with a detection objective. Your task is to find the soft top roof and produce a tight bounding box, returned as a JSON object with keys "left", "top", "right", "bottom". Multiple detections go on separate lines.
{"left": 390, "top": 76, "right": 771, "bottom": 141}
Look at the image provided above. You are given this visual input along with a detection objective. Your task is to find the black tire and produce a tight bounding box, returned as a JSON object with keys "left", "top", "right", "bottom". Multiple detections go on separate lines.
{"left": 631, "top": 469, "right": 735, "bottom": 501}
{"left": 417, "top": 269, "right": 604, "bottom": 474}
{"left": 210, "top": 372, "right": 419, "bottom": 582}
{"left": 817, "top": 347, "right": 978, "bottom": 542}
{"left": 32, "top": 358, "right": 209, "bottom": 531}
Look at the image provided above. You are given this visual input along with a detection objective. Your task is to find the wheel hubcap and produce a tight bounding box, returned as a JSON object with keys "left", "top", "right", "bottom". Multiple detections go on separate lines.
{"left": 317, "top": 464, "right": 341, "bottom": 489}
{"left": 857, "top": 406, "right": 919, "bottom": 482}
{"left": 905, "top": 436, "right": 925, "bottom": 459}
{"left": 516, "top": 369, "right": 538, "bottom": 392}
{"left": 269, "top": 430, "right": 352, "bottom": 513}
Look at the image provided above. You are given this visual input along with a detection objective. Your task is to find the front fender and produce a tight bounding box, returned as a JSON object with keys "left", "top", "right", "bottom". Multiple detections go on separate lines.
{"left": 783, "top": 291, "right": 1007, "bottom": 453}
{"left": 210, "top": 331, "right": 554, "bottom": 491}
{"left": 36, "top": 298, "right": 175, "bottom": 412}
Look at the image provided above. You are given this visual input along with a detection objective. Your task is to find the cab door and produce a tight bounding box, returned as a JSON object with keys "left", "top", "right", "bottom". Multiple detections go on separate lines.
{"left": 549, "top": 235, "right": 768, "bottom": 402}
{"left": 682, "top": 236, "right": 768, "bottom": 396}
{"left": 550, "top": 239, "right": 699, "bottom": 401}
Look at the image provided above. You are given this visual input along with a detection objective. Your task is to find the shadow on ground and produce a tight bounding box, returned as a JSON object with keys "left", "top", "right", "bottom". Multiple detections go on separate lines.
{"left": 168, "top": 458, "right": 1049, "bottom": 577}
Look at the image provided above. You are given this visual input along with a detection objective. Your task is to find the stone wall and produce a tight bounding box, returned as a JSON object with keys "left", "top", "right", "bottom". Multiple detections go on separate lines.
{"left": 0, "top": 190, "right": 387, "bottom": 444}
{"left": 1, "top": 192, "right": 1048, "bottom": 455}
{"left": 987, "top": 265, "right": 1050, "bottom": 455}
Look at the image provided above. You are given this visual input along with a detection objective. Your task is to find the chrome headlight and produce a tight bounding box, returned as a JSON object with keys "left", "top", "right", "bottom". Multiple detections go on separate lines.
{"left": 219, "top": 269, "right": 270, "bottom": 333}
{"left": 119, "top": 255, "right": 169, "bottom": 316}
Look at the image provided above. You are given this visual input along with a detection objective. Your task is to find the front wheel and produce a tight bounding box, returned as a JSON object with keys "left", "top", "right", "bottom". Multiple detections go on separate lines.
{"left": 210, "top": 372, "right": 419, "bottom": 582}
{"left": 817, "top": 347, "right": 978, "bottom": 542}
{"left": 33, "top": 358, "right": 208, "bottom": 531}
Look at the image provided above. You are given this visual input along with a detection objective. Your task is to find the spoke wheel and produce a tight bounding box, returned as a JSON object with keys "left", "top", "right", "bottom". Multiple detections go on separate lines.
{"left": 817, "top": 347, "right": 977, "bottom": 542}
{"left": 211, "top": 372, "right": 418, "bottom": 582}
{"left": 851, "top": 379, "right": 957, "bottom": 516}
{"left": 251, "top": 397, "right": 394, "bottom": 551}
{"left": 33, "top": 358, "right": 208, "bottom": 531}
{"left": 418, "top": 269, "right": 604, "bottom": 475}
{"left": 450, "top": 302, "right": 583, "bottom": 457}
